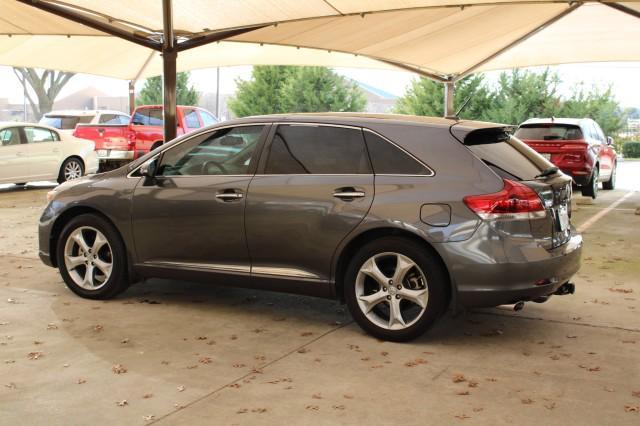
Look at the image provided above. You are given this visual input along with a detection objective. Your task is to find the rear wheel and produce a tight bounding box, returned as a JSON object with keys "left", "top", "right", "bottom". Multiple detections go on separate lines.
{"left": 581, "top": 167, "right": 599, "bottom": 199}
{"left": 56, "top": 214, "right": 129, "bottom": 299}
{"left": 602, "top": 163, "right": 616, "bottom": 190}
{"left": 344, "top": 237, "right": 448, "bottom": 342}
{"left": 58, "top": 157, "right": 84, "bottom": 183}
{"left": 150, "top": 141, "right": 163, "bottom": 151}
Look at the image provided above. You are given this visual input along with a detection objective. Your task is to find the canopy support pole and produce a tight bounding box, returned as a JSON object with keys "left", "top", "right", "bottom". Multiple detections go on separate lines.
{"left": 162, "top": 0, "right": 177, "bottom": 143}
{"left": 603, "top": 2, "right": 640, "bottom": 20}
{"left": 444, "top": 81, "right": 455, "bottom": 118}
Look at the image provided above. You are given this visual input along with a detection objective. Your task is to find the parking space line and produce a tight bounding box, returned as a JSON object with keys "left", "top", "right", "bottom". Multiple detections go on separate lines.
{"left": 576, "top": 191, "right": 635, "bottom": 233}
{"left": 149, "top": 320, "right": 354, "bottom": 424}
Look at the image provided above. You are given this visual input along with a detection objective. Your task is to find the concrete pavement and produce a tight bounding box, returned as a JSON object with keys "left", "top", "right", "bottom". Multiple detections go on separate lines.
{"left": 0, "top": 164, "right": 638, "bottom": 425}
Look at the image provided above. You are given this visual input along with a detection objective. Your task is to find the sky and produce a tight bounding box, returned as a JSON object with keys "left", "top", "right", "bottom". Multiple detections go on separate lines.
{"left": 1, "top": 62, "right": 639, "bottom": 109}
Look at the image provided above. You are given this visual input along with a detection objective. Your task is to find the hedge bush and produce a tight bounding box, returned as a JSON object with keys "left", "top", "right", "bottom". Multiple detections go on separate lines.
{"left": 622, "top": 141, "right": 640, "bottom": 158}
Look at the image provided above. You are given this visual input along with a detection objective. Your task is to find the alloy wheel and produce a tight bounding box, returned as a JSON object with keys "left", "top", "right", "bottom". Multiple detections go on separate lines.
{"left": 64, "top": 160, "right": 83, "bottom": 181}
{"left": 63, "top": 226, "right": 113, "bottom": 290}
{"left": 355, "top": 252, "right": 429, "bottom": 330}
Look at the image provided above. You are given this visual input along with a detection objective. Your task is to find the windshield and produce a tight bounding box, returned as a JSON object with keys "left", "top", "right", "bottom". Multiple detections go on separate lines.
{"left": 515, "top": 124, "right": 583, "bottom": 141}
{"left": 40, "top": 115, "right": 93, "bottom": 130}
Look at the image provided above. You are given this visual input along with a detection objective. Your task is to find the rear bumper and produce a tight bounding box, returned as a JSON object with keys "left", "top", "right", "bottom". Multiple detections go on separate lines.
{"left": 440, "top": 230, "right": 582, "bottom": 308}
{"left": 561, "top": 168, "right": 591, "bottom": 186}
{"left": 97, "top": 149, "right": 135, "bottom": 162}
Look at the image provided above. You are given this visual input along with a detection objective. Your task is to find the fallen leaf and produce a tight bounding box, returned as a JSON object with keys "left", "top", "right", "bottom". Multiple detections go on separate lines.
{"left": 46, "top": 323, "right": 58, "bottom": 330}
{"left": 454, "top": 414, "right": 471, "bottom": 420}
{"left": 608, "top": 288, "right": 633, "bottom": 294}
{"left": 472, "top": 408, "right": 484, "bottom": 413}
{"left": 143, "top": 394, "right": 153, "bottom": 399}
{"left": 196, "top": 336, "right": 207, "bottom": 340}
{"left": 452, "top": 374, "right": 467, "bottom": 383}
{"left": 142, "top": 415, "right": 155, "bottom": 421}
{"left": 177, "top": 385, "right": 185, "bottom": 392}
{"left": 312, "top": 393, "right": 323, "bottom": 399}
{"left": 93, "top": 324, "right": 104, "bottom": 332}
{"left": 300, "top": 332, "right": 314, "bottom": 337}
{"left": 233, "top": 363, "right": 246, "bottom": 368}
{"left": 468, "top": 380, "right": 479, "bottom": 388}
{"left": 521, "top": 398, "right": 535, "bottom": 404}
{"left": 566, "top": 335, "right": 578, "bottom": 339}
{"left": 117, "top": 400, "right": 128, "bottom": 407}
{"left": 332, "top": 405, "right": 346, "bottom": 410}
{"left": 236, "top": 408, "right": 248, "bottom": 414}
{"left": 297, "top": 348, "right": 310, "bottom": 354}
{"left": 77, "top": 378, "right": 86, "bottom": 384}
{"left": 199, "top": 356, "right": 212, "bottom": 364}
{"left": 544, "top": 402, "right": 556, "bottom": 410}
{"left": 121, "top": 338, "right": 130, "bottom": 344}
{"left": 27, "top": 351, "right": 43, "bottom": 360}
{"left": 604, "top": 387, "right": 615, "bottom": 392}
{"left": 5, "top": 382, "right": 16, "bottom": 389}
{"left": 305, "top": 405, "right": 319, "bottom": 411}
{"left": 624, "top": 405, "right": 639, "bottom": 413}
{"left": 112, "top": 364, "right": 127, "bottom": 374}
{"left": 456, "top": 390, "right": 470, "bottom": 396}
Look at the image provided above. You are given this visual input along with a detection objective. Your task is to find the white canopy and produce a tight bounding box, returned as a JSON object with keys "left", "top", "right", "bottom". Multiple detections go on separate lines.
{"left": 1, "top": 1, "right": 639, "bottom": 81}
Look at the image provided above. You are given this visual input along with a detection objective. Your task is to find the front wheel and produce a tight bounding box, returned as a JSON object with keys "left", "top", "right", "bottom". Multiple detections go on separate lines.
{"left": 602, "top": 164, "right": 616, "bottom": 190}
{"left": 56, "top": 214, "right": 129, "bottom": 299}
{"left": 344, "top": 237, "right": 449, "bottom": 342}
{"left": 58, "top": 157, "right": 84, "bottom": 183}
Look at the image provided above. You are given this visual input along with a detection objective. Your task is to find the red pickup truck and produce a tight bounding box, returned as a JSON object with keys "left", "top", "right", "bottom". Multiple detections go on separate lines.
{"left": 515, "top": 118, "right": 617, "bottom": 199}
{"left": 73, "top": 105, "right": 218, "bottom": 169}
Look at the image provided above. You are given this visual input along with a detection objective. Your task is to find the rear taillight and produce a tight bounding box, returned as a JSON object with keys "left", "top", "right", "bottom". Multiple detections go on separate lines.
{"left": 464, "top": 179, "right": 545, "bottom": 220}
{"left": 127, "top": 130, "right": 136, "bottom": 150}
{"left": 563, "top": 153, "right": 582, "bottom": 162}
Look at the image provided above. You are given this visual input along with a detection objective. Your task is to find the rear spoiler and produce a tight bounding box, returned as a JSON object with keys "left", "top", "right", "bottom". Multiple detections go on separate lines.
{"left": 449, "top": 121, "right": 515, "bottom": 145}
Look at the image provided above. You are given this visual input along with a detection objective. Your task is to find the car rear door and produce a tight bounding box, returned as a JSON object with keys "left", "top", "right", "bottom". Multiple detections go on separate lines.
{"left": 23, "top": 126, "right": 63, "bottom": 180}
{"left": 131, "top": 124, "right": 269, "bottom": 282}
{"left": 245, "top": 123, "right": 374, "bottom": 284}
{"left": 0, "top": 127, "right": 31, "bottom": 184}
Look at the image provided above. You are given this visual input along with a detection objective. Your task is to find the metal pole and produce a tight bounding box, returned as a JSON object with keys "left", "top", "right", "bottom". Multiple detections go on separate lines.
{"left": 22, "top": 75, "right": 27, "bottom": 121}
{"left": 444, "top": 81, "right": 455, "bottom": 118}
{"left": 128, "top": 81, "right": 135, "bottom": 115}
{"left": 215, "top": 67, "right": 220, "bottom": 119}
{"left": 162, "top": 0, "right": 177, "bottom": 142}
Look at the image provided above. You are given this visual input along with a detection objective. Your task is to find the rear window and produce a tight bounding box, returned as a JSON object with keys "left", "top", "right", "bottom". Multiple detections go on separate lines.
{"left": 40, "top": 115, "right": 92, "bottom": 130}
{"left": 132, "top": 108, "right": 163, "bottom": 126}
{"left": 465, "top": 130, "right": 547, "bottom": 181}
{"left": 515, "top": 124, "right": 583, "bottom": 141}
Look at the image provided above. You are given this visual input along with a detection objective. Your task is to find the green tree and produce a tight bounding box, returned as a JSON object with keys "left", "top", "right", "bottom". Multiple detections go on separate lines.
{"left": 559, "top": 84, "right": 625, "bottom": 135}
{"left": 137, "top": 72, "right": 199, "bottom": 106}
{"left": 487, "top": 69, "right": 561, "bottom": 125}
{"left": 280, "top": 67, "right": 366, "bottom": 113}
{"left": 394, "top": 74, "right": 494, "bottom": 120}
{"left": 227, "top": 66, "right": 296, "bottom": 117}
{"left": 228, "top": 66, "right": 366, "bottom": 117}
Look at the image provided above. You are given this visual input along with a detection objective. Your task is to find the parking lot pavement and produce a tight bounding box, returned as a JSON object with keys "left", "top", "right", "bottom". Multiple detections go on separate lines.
{"left": 0, "top": 166, "right": 638, "bottom": 425}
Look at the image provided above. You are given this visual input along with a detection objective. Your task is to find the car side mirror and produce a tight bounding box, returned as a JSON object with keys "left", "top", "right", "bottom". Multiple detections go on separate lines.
{"left": 139, "top": 158, "right": 157, "bottom": 178}
{"left": 606, "top": 136, "right": 614, "bottom": 146}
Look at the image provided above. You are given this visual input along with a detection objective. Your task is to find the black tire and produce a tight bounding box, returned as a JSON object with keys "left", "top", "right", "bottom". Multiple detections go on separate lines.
{"left": 581, "top": 167, "right": 599, "bottom": 199}
{"left": 150, "top": 141, "right": 163, "bottom": 151}
{"left": 344, "top": 237, "right": 449, "bottom": 342}
{"left": 602, "top": 163, "right": 616, "bottom": 190}
{"left": 56, "top": 214, "right": 129, "bottom": 299}
{"left": 58, "top": 157, "right": 85, "bottom": 184}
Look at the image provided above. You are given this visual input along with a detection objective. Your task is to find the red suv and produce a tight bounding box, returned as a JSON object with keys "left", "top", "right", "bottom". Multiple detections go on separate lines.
{"left": 515, "top": 118, "right": 617, "bottom": 198}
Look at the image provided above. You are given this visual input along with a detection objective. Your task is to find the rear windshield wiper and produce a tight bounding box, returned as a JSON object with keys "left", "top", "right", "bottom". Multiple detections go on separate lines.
{"left": 535, "top": 166, "right": 559, "bottom": 179}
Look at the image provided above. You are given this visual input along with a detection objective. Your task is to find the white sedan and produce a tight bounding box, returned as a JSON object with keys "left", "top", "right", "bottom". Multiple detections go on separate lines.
{"left": 0, "top": 122, "right": 99, "bottom": 185}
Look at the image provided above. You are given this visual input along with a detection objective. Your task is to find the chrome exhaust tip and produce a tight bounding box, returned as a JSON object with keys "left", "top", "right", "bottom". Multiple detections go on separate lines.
{"left": 554, "top": 282, "right": 575, "bottom": 296}
{"left": 513, "top": 301, "right": 525, "bottom": 311}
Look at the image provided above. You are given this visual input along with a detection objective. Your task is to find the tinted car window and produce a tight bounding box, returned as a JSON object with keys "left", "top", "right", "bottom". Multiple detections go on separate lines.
{"left": 467, "top": 135, "right": 546, "bottom": 181}
{"left": 40, "top": 115, "right": 92, "bottom": 130}
{"left": 515, "top": 124, "right": 583, "bottom": 140}
{"left": 364, "top": 131, "right": 430, "bottom": 175}
{"left": 200, "top": 111, "right": 217, "bottom": 126}
{"left": 132, "top": 109, "right": 163, "bottom": 126}
{"left": 265, "top": 125, "right": 371, "bottom": 174}
{"left": 0, "top": 128, "right": 21, "bottom": 146}
{"left": 24, "top": 127, "right": 58, "bottom": 143}
{"left": 132, "top": 110, "right": 148, "bottom": 126}
{"left": 99, "top": 114, "right": 116, "bottom": 124}
{"left": 184, "top": 109, "right": 200, "bottom": 129}
{"left": 158, "top": 126, "right": 265, "bottom": 176}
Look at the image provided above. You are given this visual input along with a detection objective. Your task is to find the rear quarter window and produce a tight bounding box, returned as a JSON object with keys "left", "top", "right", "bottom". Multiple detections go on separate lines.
{"left": 464, "top": 130, "right": 548, "bottom": 181}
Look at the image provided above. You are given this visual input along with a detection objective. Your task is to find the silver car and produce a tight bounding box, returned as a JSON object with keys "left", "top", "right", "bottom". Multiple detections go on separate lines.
{"left": 39, "top": 114, "right": 582, "bottom": 341}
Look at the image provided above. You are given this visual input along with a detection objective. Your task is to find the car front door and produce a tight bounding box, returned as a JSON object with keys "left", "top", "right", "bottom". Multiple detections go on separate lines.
{"left": 23, "top": 126, "right": 62, "bottom": 180}
{"left": 0, "top": 127, "right": 31, "bottom": 184}
{"left": 131, "top": 124, "right": 269, "bottom": 282}
{"left": 245, "top": 123, "right": 374, "bottom": 285}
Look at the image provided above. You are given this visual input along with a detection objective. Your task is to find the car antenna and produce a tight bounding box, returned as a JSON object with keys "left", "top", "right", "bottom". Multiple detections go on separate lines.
{"left": 446, "top": 93, "right": 473, "bottom": 120}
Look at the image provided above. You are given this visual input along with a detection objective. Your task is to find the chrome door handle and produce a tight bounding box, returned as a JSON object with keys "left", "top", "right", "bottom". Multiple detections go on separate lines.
{"left": 215, "top": 192, "right": 243, "bottom": 201}
{"left": 333, "top": 191, "right": 365, "bottom": 199}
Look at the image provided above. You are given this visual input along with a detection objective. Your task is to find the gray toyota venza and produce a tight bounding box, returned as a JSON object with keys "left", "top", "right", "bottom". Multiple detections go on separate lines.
{"left": 39, "top": 114, "right": 582, "bottom": 341}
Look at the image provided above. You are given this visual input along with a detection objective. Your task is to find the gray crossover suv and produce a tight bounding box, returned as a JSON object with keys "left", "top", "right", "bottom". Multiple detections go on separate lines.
{"left": 39, "top": 114, "right": 582, "bottom": 341}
